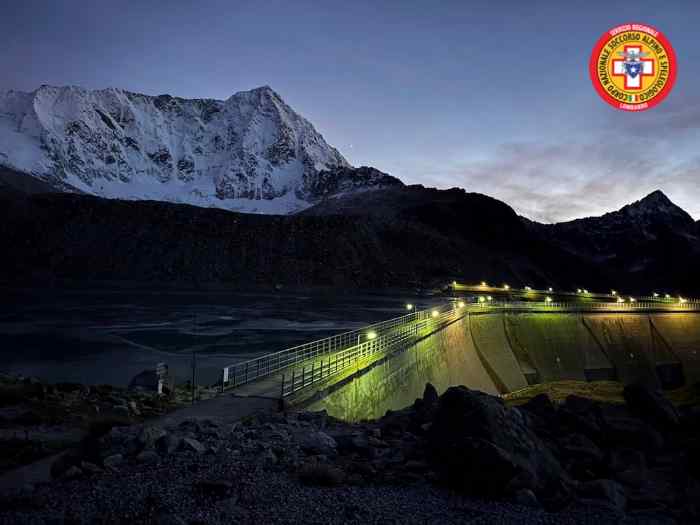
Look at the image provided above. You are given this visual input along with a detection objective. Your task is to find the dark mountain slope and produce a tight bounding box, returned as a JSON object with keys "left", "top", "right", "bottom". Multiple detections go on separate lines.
{"left": 528, "top": 190, "right": 700, "bottom": 293}
{"left": 1, "top": 186, "right": 697, "bottom": 292}
{"left": 0, "top": 166, "right": 60, "bottom": 196}
{"left": 0, "top": 187, "right": 598, "bottom": 290}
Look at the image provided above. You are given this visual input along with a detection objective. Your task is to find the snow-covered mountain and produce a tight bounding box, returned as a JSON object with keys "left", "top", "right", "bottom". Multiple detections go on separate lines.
{"left": 0, "top": 85, "right": 398, "bottom": 213}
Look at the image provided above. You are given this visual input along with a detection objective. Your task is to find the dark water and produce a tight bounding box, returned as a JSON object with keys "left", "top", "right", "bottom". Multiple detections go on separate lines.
{"left": 0, "top": 287, "right": 444, "bottom": 386}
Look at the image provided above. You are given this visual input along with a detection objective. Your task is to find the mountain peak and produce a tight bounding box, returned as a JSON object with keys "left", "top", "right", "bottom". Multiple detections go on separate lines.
{"left": 622, "top": 189, "right": 688, "bottom": 218}
{"left": 597, "top": 189, "right": 696, "bottom": 231}
{"left": 635, "top": 189, "right": 673, "bottom": 208}
{"left": 0, "top": 83, "right": 356, "bottom": 214}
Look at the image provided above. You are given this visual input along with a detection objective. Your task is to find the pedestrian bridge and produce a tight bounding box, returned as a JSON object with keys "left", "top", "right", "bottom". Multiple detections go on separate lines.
{"left": 221, "top": 294, "right": 700, "bottom": 406}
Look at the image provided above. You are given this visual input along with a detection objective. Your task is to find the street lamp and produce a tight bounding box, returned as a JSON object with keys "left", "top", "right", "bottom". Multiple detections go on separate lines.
{"left": 478, "top": 296, "right": 486, "bottom": 303}
{"left": 480, "top": 281, "right": 487, "bottom": 287}
{"left": 548, "top": 287, "right": 553, "bottom": 292}
{"left": 406, "top": 303, "right": 414, "bottom": 311}
{"left": 545, "top": 296, "right": 552, "bottom": 303}
{"left": 358, "top": 330, "right": 378, "bottom": 347}
{"left": 431, "top": 310, "right": 439, "bottom": 317}
{"left": 487, "top": 296, "right": 493, "bottom": 301}
{"left": 458, "top": 301, "right": 465, "bottom": 308}
{"left": 503, "top": 284, "right": 510, "bottom": 290}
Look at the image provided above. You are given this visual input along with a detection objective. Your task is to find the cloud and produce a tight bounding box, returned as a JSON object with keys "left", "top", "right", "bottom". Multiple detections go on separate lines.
{"left": 419, "top": 137, "right": 700, "bottom": 223}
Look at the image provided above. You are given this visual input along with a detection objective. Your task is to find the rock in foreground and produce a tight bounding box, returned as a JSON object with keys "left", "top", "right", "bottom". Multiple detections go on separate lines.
{"left": 1, "top": 382, "right": 699, "bottom": 524}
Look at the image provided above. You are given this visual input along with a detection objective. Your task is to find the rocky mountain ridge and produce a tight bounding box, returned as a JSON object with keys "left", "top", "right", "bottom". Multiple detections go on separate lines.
{"left": 525, "top": 190, "right": 700, "bottom": 291}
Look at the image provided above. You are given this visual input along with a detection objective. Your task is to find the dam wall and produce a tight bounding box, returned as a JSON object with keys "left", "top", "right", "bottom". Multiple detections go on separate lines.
{"left": 313, "top": 312, "right": 700, "bottom": 421}
{"left": 309, "top": 316, "right": 499, "bottom": 421}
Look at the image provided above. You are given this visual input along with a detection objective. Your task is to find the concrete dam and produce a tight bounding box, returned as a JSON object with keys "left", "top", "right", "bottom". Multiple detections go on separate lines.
{"left": 311, "top": 312, "right": 700, "bottom": 421}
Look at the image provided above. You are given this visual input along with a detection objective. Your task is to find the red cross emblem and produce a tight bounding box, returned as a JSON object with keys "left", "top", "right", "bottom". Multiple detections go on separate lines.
{"left": 611, "top": 45, "right": 655, "bottom": 90}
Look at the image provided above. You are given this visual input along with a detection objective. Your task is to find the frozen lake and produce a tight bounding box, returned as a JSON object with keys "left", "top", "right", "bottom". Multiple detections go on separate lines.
{"left": 0, "top": 287, "right": 443, "bottom": 387}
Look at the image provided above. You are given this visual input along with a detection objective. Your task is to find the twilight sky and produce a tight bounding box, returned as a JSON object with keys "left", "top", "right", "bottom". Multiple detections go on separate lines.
{"left": 2, "top": 0, "right": 699, "bottom": 222}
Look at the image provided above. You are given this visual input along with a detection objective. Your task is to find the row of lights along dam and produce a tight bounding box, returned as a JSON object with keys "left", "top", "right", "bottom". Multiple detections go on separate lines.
{"left": 450, "top": 281, "right": 690, "bottom": 305}
{"left": 351, "top": 288, "right": 695, "bottom": 351}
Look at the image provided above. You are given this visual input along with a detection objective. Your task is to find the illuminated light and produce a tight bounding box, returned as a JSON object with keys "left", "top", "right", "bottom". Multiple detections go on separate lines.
{"left": 653, "top": 292, "right": 659, "bottom": 298}
{"left": 629, "top": 297, "right": 636, "bottom": 303}
{"left": 452, "top": 281, "right": 457, "bottom": 287}
{"left": 611, "top": 290, "right": 617, "bottom": 296}
{"left": 617, "top": 297, "right": 625, "bottom": 303}
{"left": 583, "top": 289, "right": 589, "bottom": 294}
{"left": 487, "top": 296, "right": 493, "bottom": 301}
{"left": 548, "top": 287, "right": 553, "bottom": 292}
{"left": 367, "top": 330, "right": 377, "bottom": 340}
{"left": 680, "top": 297, "right": 688, "bottom": 304}
{"left": 431, "top": 310, "right": 439, "bottom": 317}
{"left": 525, "top": 286, "right": 532, "bottom": 291}
{"left": 503, "top": 284, "right": 510, "bottom": 290}
{"left": 458, "top": 301, "right": 466, "bottom": 308}
{"left": 665, "top": 294, "right": 671, "bottom": 299}
{"left": 406, "top": 303, "right": 414, "bottom": 311}
{"left": 478, "top": 296, "right": 486, "bottom": 303}
{"left": 577, "top": 289, "right": 582, "bottom": 294}
{"left": 480, "top": 281, "right": 487, "bottom": 287}
{"left": 545, "top": 296, "right": 552, "bottom": 303}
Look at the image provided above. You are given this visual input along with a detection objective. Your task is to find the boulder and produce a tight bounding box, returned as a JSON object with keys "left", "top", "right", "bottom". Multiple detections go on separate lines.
{"left": 577, "top": 479, "right": 627, "bottom": 512}
{"left": 103, "top": 454, "right": 124, "bottom": 468}
{"left": 129, "top": 369, "right": 160, "bottom": 392}
{"left": 51, "top": 451, "right": 80, "bottom": 479}
{"left": 559, "top": 433, "right": 604, "bottom": 466}
{"left": 609, "top": 448, "right": 646, "bottom": 474}
{"left": 513, "top": 488, "right": 540, "bottom": 508}
{"left": 427, "top": 386, "right": 569, "bottom": 501}
{"left": 600, "top": 404, "right": 664, "bottom": 451}
{"left": 156, "top": 434, "right": 181, "bottom": 456}
{"left": 521, "top": 393, "right": 557, "bottom": 420}
{"left": 80, "top": 461, "right": 103, "bottom": 474}
{"left": 332, "top": 433, "right": 373, "bottom": 457}
{"left": 181, "top": 437, "right": 206, "bottom": 454}
{"left": 298, "top": 462, "right": 345, "bottom": 486}
{"left": 297, "top": 431, "right": 337, "bottom": 455}
{"left": 99, "top": 426, "right": 141, "bottom": 457}
{"left": 136, "top": 450, "right": 160, "bottom": 464}
{"left": 137, "top": 426, "right": 167, "bottom": 449}
{"left": 422, "top": 383, "right": 439, "bottom": 407}
{"left": 61, "top": 466, "right": 83, "bottom": 480}
{"left": 623, "top": 384, "right": 680, "bottom": 430}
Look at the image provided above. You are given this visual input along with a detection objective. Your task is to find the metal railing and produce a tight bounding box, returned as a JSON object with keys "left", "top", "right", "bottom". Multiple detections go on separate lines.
{"left": 280, "top": 307, "right": 461, "bottom": 397}
{"left": 221, "top": 298, "right": 700, "bottom": 395}
{"left": 220, "top": 303, "right": 464, "bottom": 392}
{"left": 468, "top": 300, "right": 700, "bottom": 313}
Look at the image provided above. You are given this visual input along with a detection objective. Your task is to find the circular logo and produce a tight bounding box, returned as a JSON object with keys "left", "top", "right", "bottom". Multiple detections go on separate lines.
{"left": 589, "top": 23, "right": 677, "bottom": 111}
